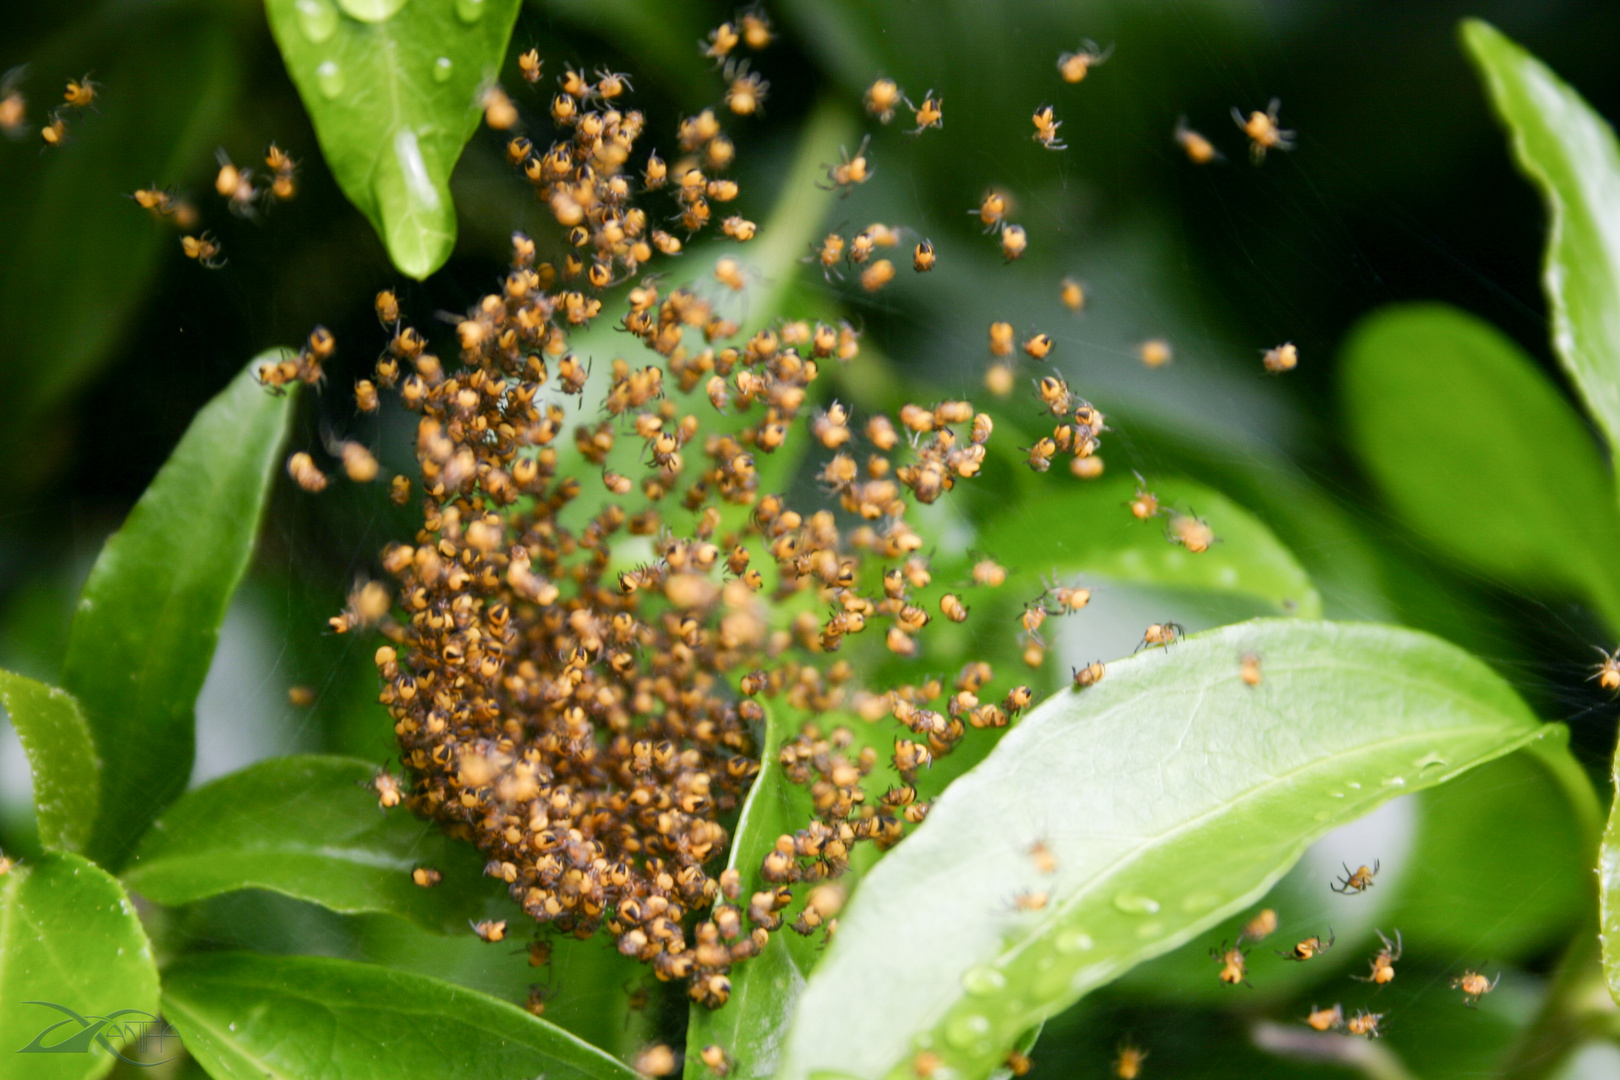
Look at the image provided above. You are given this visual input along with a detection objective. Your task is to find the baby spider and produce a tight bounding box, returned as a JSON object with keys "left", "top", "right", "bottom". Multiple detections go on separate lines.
{"left": 1056, "top": 40, "right": 1113, "bottom": 83}
{"left": 1453, "top": 970, "right": 1500, "bottom": 1007}
{"left": 906, "top": 91, "right": 942, "bottom": 135}
{"left": 1304, "top": 1003, "right": 1344, "bottom": 1032}
{"left": 822, "top": 135, "right": 872, "bottom": 196}
{"left": 1331, "top": 859, "right": 1379, "bottom": 894}
{"left": 1238, "top": 907, "right": 1277, "bottom": 943}
{"left": 1591, "top": 645, "right": 1620, "bottom": 692}
{"left": 1277, "top": 929, "right": 1333, "bottom": 961}
{"left": 1173, "top": 117, "right": 1222, "bottom": 164}
{"left": 1210, "top": 940, "right": 1249, "bottom": 987}
{"left": 1031, "top": 105, "right": 1065, "bottom": 150}
{"left": 1353, "top": 928, "right": 1402, "bottom": 985}
{"left": 1231, "top": 97, "right": 1294, "bottom": 163}
{"left": 1346, "top": 1009, "right": 1384, "bottom": 1038}
{"left": 1136, "top": 621, "right": 1185, "bottom": 653}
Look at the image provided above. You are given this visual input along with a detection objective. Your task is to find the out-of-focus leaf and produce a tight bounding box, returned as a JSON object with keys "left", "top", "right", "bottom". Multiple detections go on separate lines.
{"left": 1387, "top": 745, "right": 1598, "bottom": 963}
{"left": 776, "top": 620, "right": 1562, "bottom": 1080}
{"left": 531, "top": 0, "right": 714, "bottom": 104}
{"left": 0, "top": 852, "right": 161, "bottom": 1080}
{"left": 264, "top": 0, "right": 522, "bottom": 278}
{"left": 122, "top": 756, "right": 494, "bottom": 933}
{"left": 62, "top": 357, "right": 296, "bottom": 870}
{"left": 161, "top": 952, "right": 640, "bottom": 1080}
{"left": 1341, "top": 302, "right": 1620, "bottom": 625}
{"left": 682, "top": 704, "right": 818, "bottom": 1080}
{"left": 0, "top": 672, "right": 97, "bottom": 853}
{"left": 0, "top": 4, "right": 239, "bottom": 454}
{"left": 1463, "top": 20, "right": 1620, "bottom": 463}
{"left": 976, "top": 472, "right": 1321, "bottom": 618}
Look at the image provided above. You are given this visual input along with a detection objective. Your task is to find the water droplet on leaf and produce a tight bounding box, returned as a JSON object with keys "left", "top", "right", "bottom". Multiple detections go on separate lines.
{"left": 316, "top": 60, "right": 345, "bottom": 99}
{"left": 944, "top": 1012, "right": 992, "bottom": 1050}
{"left": 294, "top": 0, "right": 338, "bottom": 42}
{"left": 337, "top": 0, "right": 408, "bottom": 21}
{"left": 454, "top": 0, "right": 485, "bottom": 22}
{"left": 1112, "top": 892, "right": 1160, "bottom": 915}
{"left": 961, "top": 966, "right": 1006, "bottom": 996}
{"left": 432, "top": 57, "right": 454, "bottom": 83}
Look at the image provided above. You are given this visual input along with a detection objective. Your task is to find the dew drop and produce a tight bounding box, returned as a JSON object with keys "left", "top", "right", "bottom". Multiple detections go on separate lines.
{"left": 316, "top": 60, "right": 345, "bottom": 99}
{"left": 1112, "top": 892, "right": 1160, "bottom": 915}
{"left": 1055, "top": 929, "right": 1093, "bottom": 954}
{"left": 432, "top": 56, "right": 454, "bottom": 83}
{"left": 454, "top": 0, "right": 485, "bottom": 22}
{"left": 944, "top": 1012, "right": 992, "bottom": 1050}
{"left": 337, "top": 0, "right": 407, "bottom": 21}
{"left": 1346, "top": 781, "right": 1362, "bottom": 790}
{"left": 1329, "top": 791, "right": 1345, "bottom": 799}
{"left": 1381, "top": 775, "right": 1406, "bottom": 787}
{"left": 961, "top": 966, "right": 1006, "bottom": 996}
{"left": 1415, "top": 752, "right": 1448, "bottom": 771}
{"left": 294, "top": 0, "right": 338, "bottom": 42}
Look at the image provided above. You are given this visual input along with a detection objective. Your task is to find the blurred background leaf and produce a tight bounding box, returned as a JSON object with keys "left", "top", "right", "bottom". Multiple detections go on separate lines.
{"left": 1340, "top": 302, "right": 1620, "bottom": 627}
{"left": 0, "top": 0, "right": 241, "bottom": 482}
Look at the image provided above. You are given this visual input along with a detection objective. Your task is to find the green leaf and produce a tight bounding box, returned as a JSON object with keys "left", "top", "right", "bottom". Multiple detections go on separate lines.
{"left": 1601, "top": 734, "right": 1620, "bottom": 1005}
{"left": 264, "top": 0, "right": 522, "bottom": 278}
{"left": 123, "top": 756, "right": 494, "bottom": 933}
{"left": 0, "top": 673, "right": 98, "bottom": 854}
{"left": 1462, "top": 20, "right": 1620, "bottom": 462}
{"left": 161, "top": 952, "right": 640, "bottom": 1080}
{"left": 975, "top": 472, "right": 1321, "bottom": 618}
{"left": 0, "top": 852, "right": 161, "bottom": 1080}
{"left": 1340, "top": 302, "right": 1620, "bottom": 624}
{"left": 354, "top": 913, "right": 651, "bottom": 1058}
{"left": 682, "top": 705, "right": 818, "bottom": 1080}
{"left": 0, "top": 5, "right": 239, "bottom": 451}
{"left": 62, "top": 355, "right": 297, "bottom": 871}
{"left": 777, "top": 619, "right": 1558, "bottom": 1080}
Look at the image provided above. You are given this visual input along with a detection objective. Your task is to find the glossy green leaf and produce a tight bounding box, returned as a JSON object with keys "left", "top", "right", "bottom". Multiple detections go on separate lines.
{"left": 0, "top": 672, "right": 98, "bottom": 853}
{"left": 161, "top": 952, "right": 639, "bottom": 1080}
{"left": 62, "top": 356, "right": 297, "bottom": 871}
{"left": 683, "top": 705, "right": 819, "bottom": 1080}
{"left": 975, "top": 472, "right": 1321, "bottom": 618}
{"left": 354, "top": 913, "right": 651, "bottom": 1058}
{"left": 1462, "top": 20, "right": 1620, "bottom": 461}
{"left": 777, "top": 619, "right": 1560, "bottom": 1080}
{"left": 1341, "top": 302, "right": 1620, "bottom": 624}
{"left": 0, "top": 6, "right": 238, "bottom": 451}
{"left": 264, "top": 0, "right": 522, "bottom": 278}
{"left": 123, "top": 756, "right": 494, "bottom": 933}
{"left": 0, "top": 852, "right": 161, "bottom": 1080}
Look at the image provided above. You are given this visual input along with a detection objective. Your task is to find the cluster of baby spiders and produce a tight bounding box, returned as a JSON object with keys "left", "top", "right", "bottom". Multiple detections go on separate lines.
{"left": 275, "top": 13, "right": 1132, "bottom": 1019}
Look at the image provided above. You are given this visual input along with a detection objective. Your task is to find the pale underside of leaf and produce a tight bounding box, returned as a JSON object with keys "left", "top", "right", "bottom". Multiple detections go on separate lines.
{"left": 776, "top": 619, "right": 1554, "bottom": 1080}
